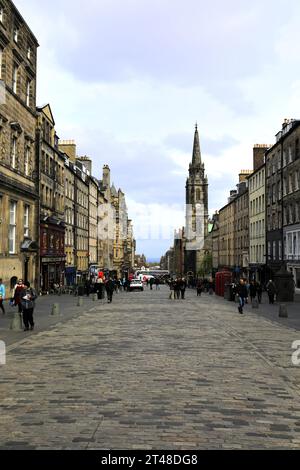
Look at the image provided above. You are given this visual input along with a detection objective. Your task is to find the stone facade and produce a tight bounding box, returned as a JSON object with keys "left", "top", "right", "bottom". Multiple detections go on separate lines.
{"left": 266, "top": 120, "right": 300, "bottom": 279}
{"left": 281, "top": 123, "right": 300, "bottom": 287}
{"left": 248, "top": 149, "right": 267, "bottom": 283}
{"left": 184, "top": 125, "right": 209, "bottom": 277}
{"left": 37, "top": 104, "right": 66, "bottom": 292}
{"left": 0, "top": 0, "right": 39, "bottom": 290}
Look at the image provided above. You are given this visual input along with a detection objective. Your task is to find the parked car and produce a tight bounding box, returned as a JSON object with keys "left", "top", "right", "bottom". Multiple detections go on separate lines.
{"left": 129, "top": 279, "right": 144, "bottom": 292}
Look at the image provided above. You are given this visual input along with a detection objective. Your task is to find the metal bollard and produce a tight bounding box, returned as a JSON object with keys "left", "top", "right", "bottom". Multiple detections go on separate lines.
{"left": 92, "top": 293, "right": 98, "bottom": 301}
{"left": 51, "top": 303, "right": 60, "bottom": 316}
{"left": 10, "top": 313, "right": 23, "bottom": 331}
{"left": 77, "top": 297, "right": 83, "bottom": 307}
{"left": 252, "top": 299, "right": 259, "bottom": 309}
{"left": 279, "top": 304, "right": 288, "bottom": 318}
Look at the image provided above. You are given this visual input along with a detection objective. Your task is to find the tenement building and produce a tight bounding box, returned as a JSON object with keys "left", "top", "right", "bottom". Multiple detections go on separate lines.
{"left": 233, "top": 172, "right": 251, "bottom": 277}
{"left": 248, "top": 145, "right": 269, "bottom": 284}
{"left": 184, "top": 125, "right": 209, "bottom": 278}
{"left": 266, "top": 119, "right": 300, "bottom": 281}
{"left": 37, "top": 104, "right": 66, "bottom": 292}
{"left": 0, "top": 0, "right": 39, "bottom": 289}
{"left": 282, "top": 121, "right": 300, "bottom": 288}
{"left": 61, "top": 146, "right": 76, "bottom": 285}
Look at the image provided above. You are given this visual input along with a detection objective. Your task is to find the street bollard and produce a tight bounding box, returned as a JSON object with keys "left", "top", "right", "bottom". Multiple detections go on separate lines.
{"left": 279, "top": 304, "right": 288, "bottom": 318}
{"left": 77, "top": 297, "right": 83, "bottom": 307}
{"left": 10, "top": 313, "right": 23, "bottom": 331}
{"left": 252, "top": 299, "right": 259, "bottom": 309}
{"left": 51, "top": 303, "right": 60, "bottom": 316}
{"left": 92, "top": 293, "right": 98, "bottom": 302}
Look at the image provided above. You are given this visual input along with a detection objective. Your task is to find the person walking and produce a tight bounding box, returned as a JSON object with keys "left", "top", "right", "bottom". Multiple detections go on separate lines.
{"left": 105, "top": 278, "right": 115, "bottom": 304}
{"left": 266, "top": 280, "right": 276, "bottom": 304}
{"left": 169, "top": 280, "right": 175, "bottom": 300}
{"left": 174, "top": 279, "right": 181, "bottom": 300}
{"left": 20, "top": 281, "right": 37, "bottom": 331}
{"left": 256, "top": 282, "right": 263, "bottom": 304}
{"left": 180, "top": 278, "right": 187, "bottom": 300}
{"left": 237, "top": 279, "right": 248, "bottom": 314}
{"left": 13, "top": 279, "right": 25, "bottom": 314}
{"left": 155, "top": 278, "right": 160, "bottom": 291}
{"left": 0, "top": 279, "right": 6, "bottom": 315}
{"left": 249, "top": 281, "right": 257, "bottom": 303}
{"left": 197, "top": 280, "right": 203, "bottom": 297}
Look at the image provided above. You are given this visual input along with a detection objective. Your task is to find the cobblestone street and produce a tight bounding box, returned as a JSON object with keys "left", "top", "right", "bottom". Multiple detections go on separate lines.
{"left": 1, "top": 287, "right": 300, "bottom": 450}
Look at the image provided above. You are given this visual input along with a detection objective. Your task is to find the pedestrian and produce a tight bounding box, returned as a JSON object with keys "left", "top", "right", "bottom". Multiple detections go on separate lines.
{"left": 237, "top": 279, "right": 248, "bottom": 314}
{"left": 249, "top": 281, "right": 257, "bottom": 303}
{"left": 20, "top": 281, "right": 37, "bottom": 331}
{"left": 13, "top": 279, "right": 25, "bottom": 314}
{"left": 180, "top": 278, "right": 187, "bottom": 299}
{"left": 197, "top": 280, "right": 203, "bottom": 297}
{"left": 266, "top": 280, "right": 276, "bottom": 304}
{"left": 256, "top": 282, "right": 263, "bottom": 304}
{"left": 169, "top": 280, "right": 175, "bottom": 300}
{"left": 150, "top": 278, "right": 154, "bottom": 291}
{"left": 0, "top": 278, "right": 6, "bottom": 315}
{"left": 155, "top": 278, "right": 160, "bottom": 291}
{"left": 174, "top": 279, "right": 181, "bottom": 300}
{"left": 105, "top": 278, "right": 115, "bottom": 303}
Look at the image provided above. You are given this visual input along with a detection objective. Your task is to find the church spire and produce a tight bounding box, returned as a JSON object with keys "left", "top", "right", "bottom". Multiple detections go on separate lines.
{"left": 192, "top": 123, "right": 202, "bottom": 165}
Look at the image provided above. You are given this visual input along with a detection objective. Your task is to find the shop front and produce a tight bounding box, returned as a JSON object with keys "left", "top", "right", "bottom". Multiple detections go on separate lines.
{"left": 40, "top": 219, "right": 66, "bottom": 293}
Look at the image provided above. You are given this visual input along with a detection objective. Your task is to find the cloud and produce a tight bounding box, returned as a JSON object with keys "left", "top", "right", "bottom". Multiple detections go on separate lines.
{"left": 13, "top": 0, "right": 300, "bottom": 258}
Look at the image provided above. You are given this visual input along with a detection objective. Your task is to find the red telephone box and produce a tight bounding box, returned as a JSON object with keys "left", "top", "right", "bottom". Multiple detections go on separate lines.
{"left": 215, "top": 270, "right": 232, "bottom": 297}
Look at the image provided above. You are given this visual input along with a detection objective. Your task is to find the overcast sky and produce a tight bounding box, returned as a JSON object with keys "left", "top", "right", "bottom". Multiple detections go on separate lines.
{"left": 15, "top": 0, "right": 300, "bottom": 260}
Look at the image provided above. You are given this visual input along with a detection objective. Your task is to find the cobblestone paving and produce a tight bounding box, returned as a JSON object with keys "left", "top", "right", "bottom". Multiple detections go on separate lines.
{"left": 1, "top": 287, "right": 300, "bottom": 450}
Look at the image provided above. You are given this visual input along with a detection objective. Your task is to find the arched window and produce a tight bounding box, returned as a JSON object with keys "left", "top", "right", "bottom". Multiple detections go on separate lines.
{"left": 196, "top": 188, "right": 201, "bottom": 201}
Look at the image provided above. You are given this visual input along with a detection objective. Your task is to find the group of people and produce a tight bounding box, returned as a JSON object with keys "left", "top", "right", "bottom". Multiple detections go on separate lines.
{"left": 168, "top": 278, "right": 187, "bottom": 300}
{"left": 236, "top": 278, "right": 277, "bottom": 314}
{"left": 0, "top": 278, "right": 37, "bottom": 331}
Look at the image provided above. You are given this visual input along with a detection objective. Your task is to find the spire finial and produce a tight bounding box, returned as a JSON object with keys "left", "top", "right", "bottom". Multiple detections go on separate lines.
{"left": 195, "top": 122, "right": 198, "bottom": 131}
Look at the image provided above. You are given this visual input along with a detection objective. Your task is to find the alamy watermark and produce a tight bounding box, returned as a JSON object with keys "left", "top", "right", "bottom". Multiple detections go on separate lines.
{"left": 0, "top": 341, "right": 6, "bottom": 366}
{"left": 291, "top": 341, "right": 300, "bottom": 366}
{"left": 98, "top": 202, "right": 206, "bottom": 251}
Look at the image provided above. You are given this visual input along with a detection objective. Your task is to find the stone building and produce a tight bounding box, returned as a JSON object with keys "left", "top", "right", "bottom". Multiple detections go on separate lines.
{"left": 111, "top": 187, "right": 128, "bottom": 277}
{"left": 217, "top": 172, "right": 251, "bottom": 278}
{"left": 248, "top": 145, "right": 269, "bottom": 283}
{"left": 126, "top": 219, "right": 136, "bottom": 272}
{"left": 98, "top": 165, "right": 114, "bottom": 272}
{"left": 173, "top": 228, "right": 185, "bottom": 277}
{"left": 0, "top": 0, "right": 39, "bottom": 289}
{"left": 76, "top": 156, "right": 99, "bottom": 272}
{"left": 281, "top": 121, "right": 300, "bottom": 288}
{"left": 233, "top": 179, "right": 249, "bottom": 277}
{"left": 61, "top": 150, "right": 76, "bottom": 285}
{"left": 184, "top": 125, "right": 209, "bottom": 278}
{"left": 218, "top": 198, "right": 235, "bottom": 270}
{"left": 36, "top": 104, "right": 66, "bottom": 292}
{"left": 266, "top": 119, "right": 300, "bottom": 281}
{"left": 59, "top": 141, "right": 89, "bottom": 283}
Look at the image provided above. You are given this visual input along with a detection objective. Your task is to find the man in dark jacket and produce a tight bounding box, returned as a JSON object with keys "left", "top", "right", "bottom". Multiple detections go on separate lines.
{"left": 105, "top": 278, "right": 115, "bottom": 303}
{"left": 266, "top": 280, "right": 276, "bottom": 304}
{"left": 237, "top": 279, "right": 248, "bottom": 314}
{"left": 249, "top": 281, "right": 257, "bottom": 303}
